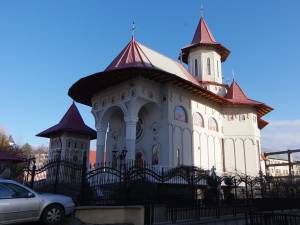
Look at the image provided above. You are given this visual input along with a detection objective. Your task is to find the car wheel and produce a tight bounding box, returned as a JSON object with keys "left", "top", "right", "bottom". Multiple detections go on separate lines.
{"left": 42, "top": 204, "right": 65, "bottom": 225}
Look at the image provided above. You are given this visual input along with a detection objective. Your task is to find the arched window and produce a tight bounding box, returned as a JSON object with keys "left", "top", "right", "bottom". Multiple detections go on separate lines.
{"left": 207, "top": 58, "right": 211, "bottom": 75}
{"left": 194, "top": 59, "right": 198, "bottom": 77}
{"left": 208, "top": 117, "right": 218, "bottom": 132}
{"left": 193, "top": 113, "right": 204, "bottom": 127}
{"left": 174, "top": 106, "right": 187, "bottom": 123}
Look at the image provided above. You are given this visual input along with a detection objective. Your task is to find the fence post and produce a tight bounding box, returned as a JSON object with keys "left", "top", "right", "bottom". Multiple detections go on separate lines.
{"left": 30, "top": 161, "right": 36, "bottom": 189}
{"left": 79, "top": 152, "right": 88, "bottom": 204}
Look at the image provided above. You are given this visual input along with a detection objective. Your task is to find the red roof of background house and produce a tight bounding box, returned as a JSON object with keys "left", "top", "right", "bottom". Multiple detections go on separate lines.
{"left": 0, "top": 149, "right": 25, "bottom": 162}
{"left": 36, "top": 102, "right": 96, "bottom": 139}
{"left": 89, "top": 150, "right": 96, "bottom": 166}
{"left": 181, "top": 17, "right": 230, "bottom": 63}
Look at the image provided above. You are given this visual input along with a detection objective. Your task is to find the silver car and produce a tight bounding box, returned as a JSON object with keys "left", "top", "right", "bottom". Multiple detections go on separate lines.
{"left": 0, "top": 179, "right": 75, "bottom": 225}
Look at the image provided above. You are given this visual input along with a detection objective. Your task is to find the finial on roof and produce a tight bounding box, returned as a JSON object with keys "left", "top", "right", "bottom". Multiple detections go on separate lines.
{"left": 200, "top": 2, "right": 204, "bottom": 17}
{"left": 232, "top": 69, "right": 235, "bottom": 81}
{"left": 130, "top": 21, "right": 136, "bottom": 39}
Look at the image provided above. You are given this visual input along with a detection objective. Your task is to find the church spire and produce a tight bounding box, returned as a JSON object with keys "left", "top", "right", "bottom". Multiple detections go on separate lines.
{"left": 181, "top": 16, "right": 230, "bottom": 64}
{"left": 191, "top": 16, "right": 217, "bottom": 45}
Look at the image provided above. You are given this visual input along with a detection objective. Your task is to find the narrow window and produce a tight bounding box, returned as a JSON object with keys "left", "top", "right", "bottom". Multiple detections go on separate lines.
{"left": 194, "top": 59, "right": 198, "bottom": 77}
{"left": 177, "top": 148, "right": 180, "bottom": 166}
{"left": 207, "top": 58, "right": 211, "bottom": 75}
{"left": 217, "top": 60, "right": 219, "bottom": 77}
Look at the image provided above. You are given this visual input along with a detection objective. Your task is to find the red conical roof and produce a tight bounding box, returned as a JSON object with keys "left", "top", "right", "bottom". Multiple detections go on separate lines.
{"left": 192, "top": 17, "right": 217, "bottom": 45}
{"left": 181, "top": 17, "right": 230, "bottom": 63}
{"left": 224, "top": 80, "right": 263, "bottom": 105}
{"left": 105, "top": 36, "right": 154, "bottom": 71}
{"left": 37, "top": 102, "right": 96, "bottom": 139}
{"left": 0, "top": 149, "right": 25, "bottom": 162}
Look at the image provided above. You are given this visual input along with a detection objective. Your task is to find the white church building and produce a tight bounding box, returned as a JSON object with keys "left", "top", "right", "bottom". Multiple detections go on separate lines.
{"left": 39, "top": 16, "right": 272, "bottom": 176}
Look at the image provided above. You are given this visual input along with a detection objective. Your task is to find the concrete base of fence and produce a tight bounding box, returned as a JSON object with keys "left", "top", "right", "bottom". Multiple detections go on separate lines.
{"left": 75, "top": 205, "right": 144, "bottom": 225}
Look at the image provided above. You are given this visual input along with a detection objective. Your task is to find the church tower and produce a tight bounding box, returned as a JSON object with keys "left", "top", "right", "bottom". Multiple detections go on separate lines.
{"left": 181, "top": 17, "right": 230, "bottom": 96}
{"left": 37, "top": 102, "right": 96, "bottom": 166}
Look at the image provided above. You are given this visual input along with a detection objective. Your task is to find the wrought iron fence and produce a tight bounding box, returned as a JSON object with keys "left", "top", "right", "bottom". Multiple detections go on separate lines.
{"left": 247, "top": 211, "right": 300, "bottom": 225}
{"left": 6, "top": 157, "right": 300, "bottom": 224}
{"left": 17, "top": 157, "right": 300, "bottom": 206}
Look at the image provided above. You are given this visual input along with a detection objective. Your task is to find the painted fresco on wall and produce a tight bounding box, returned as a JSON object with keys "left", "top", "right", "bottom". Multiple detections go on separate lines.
{"left": 135, "top": 151, "right": 144, "bottom": 168}
{"left": 174, "top": 106, "right": 187, "bottom": 122}
{"left": 152, "top": 144, "right": 160, "bottom": 165}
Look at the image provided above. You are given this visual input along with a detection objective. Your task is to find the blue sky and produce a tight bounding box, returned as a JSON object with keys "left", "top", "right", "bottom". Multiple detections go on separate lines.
{"left": 0, "top": 1, "right": 300, "bottom": 150}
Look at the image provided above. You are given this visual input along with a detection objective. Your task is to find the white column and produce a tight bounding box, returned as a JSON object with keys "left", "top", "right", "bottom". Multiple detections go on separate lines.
{"left": 96, "top": 129, "right": 106, "bottom": 164}
{"left": 125, "top": 118, "right": 138, "bottom": 161}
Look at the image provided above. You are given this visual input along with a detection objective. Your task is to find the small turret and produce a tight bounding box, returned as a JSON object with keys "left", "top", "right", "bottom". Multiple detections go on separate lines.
{"left": 37, "top": 102, "right": 96, "bottom": 165}
{"left": 181, "top": 17, "right": 230, "bottom": 96}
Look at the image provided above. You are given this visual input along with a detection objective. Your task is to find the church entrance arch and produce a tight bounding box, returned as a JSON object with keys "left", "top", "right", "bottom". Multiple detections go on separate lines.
{"left": 136, "top": 101, "right": 161, "bottom": 165}
{"left": 100, "top": 106, "right": 125, "bottom": 162}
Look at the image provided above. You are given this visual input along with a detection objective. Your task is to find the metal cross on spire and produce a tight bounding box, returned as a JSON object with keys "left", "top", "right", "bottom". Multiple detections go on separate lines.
{"left": 131, "top": 21, "right": 136, "bottom": 38}
{"left": 232, "top": 69, "right": 235, "bottom": 81}
{"left": 200, "top": 2, "right": 204, "bottom": 17}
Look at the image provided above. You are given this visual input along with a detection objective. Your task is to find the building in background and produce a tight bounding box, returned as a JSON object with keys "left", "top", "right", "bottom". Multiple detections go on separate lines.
{"left": 0, "top": 148, "right": 25, "bottom": 178}
{"left": 34, "top": 149, "right": 48, "bottom": 168}
{"left": 89, "top": 150, "right": 96, "bottom": 168}
{"left": 262, "top": 149, "right": 300, "bottom": 177}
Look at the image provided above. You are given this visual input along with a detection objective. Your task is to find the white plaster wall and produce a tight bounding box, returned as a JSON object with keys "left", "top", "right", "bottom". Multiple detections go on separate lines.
{"left": 89, "top": 76, "right": 263, "bottom": 176}
{"left": 168, "top": 84, "right": 224, "bottom": 173}
{"left": 91, "top": 77, "right": 169, "bottom": 166}
{"left": 49, "top": 132, "right": 90, "bottom": 166}
{"left": 188, "top": 48, "right": 222, "bottom": 83}
{"left": 187, "top": 47, "right": 226, "bottom": 96}
{"left": 224, "top": 139, "right": 235, "bottom": 172}
{"left": 222, "top": 106, "right": 261, "bottom": 176}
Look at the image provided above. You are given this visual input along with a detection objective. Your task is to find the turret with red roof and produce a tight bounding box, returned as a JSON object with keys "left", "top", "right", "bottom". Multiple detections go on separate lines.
{"left": 37, "top": 102, "right": 96, "bottom": 164}
{"left": 181, "top": 16, "right": 230, "bottom": 96}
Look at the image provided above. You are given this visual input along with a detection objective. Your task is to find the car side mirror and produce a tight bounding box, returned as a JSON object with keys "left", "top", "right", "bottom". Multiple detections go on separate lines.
{"left": 27, "top": 192, "right": 35, "bottom": 198}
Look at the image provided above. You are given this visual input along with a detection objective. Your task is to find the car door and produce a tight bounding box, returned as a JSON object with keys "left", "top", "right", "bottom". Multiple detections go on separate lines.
{"left": 0, "top": 182, "right": 40, "bottom": 224}
{"left": 0, "top": 183, "right": 17, "bottom": 224}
